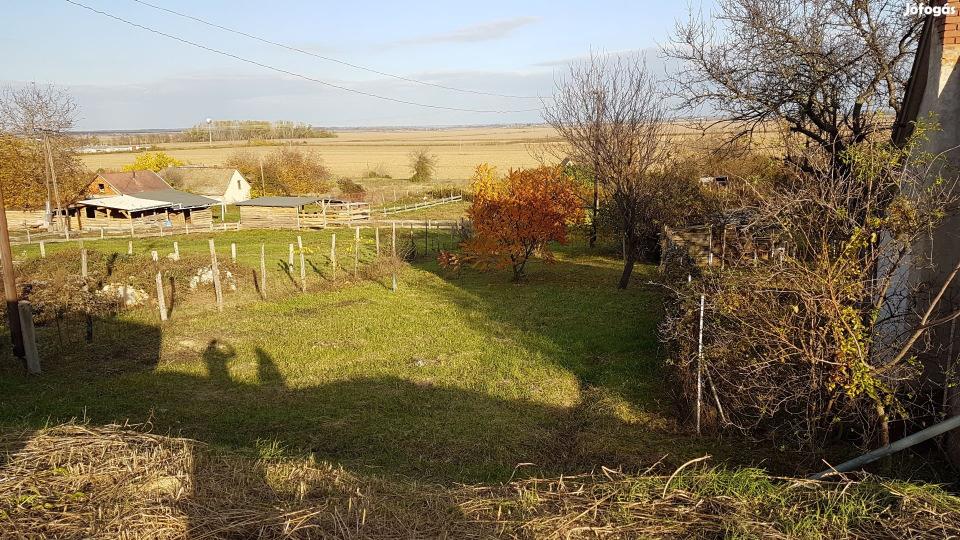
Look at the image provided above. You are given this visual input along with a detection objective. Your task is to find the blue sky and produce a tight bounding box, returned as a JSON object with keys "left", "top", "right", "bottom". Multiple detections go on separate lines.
{"left": 3, "top": 1, "right": 712, "bottom": 130}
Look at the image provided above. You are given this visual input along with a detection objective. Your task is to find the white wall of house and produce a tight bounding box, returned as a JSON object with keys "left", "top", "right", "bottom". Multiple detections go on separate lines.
{"left": 223, "top": 171, "right": 252, "bottom": 204}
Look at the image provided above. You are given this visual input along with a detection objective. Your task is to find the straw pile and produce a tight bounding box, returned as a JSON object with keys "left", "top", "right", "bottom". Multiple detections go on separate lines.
{"left": 1, "top": 423, "right": 958, "bottom": 538}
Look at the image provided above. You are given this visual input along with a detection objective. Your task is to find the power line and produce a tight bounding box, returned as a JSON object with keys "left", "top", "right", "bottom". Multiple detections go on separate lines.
{"left": 62, "top": 0, "right": 543, "bottom": 115}
{"left": 130, "top": 0, "right": 546, "bottom": 101}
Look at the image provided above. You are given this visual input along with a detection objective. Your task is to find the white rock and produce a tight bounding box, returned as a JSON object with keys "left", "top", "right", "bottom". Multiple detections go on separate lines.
{"left": 100, "top": 283, "right": 149, "bottom": 306}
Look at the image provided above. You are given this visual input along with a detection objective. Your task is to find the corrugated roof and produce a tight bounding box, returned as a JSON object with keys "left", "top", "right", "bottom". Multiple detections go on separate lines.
{"left": 132, "top": 189, "right": 218, "bottom": 209}
{"left": 97, "top": 171, "right": 170, "bottom": 194}
{"left": 160, "top": 166, "right": 244, "bottom": 196}
{"left": 235, "top": 196, "right": 323, "bottom": 208}
{"left": 77, "top": 195, "right": 172, "bottom": 212}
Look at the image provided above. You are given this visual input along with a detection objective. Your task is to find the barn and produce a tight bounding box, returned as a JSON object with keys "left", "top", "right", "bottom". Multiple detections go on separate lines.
{"left": 160, "top": 166, "right": 252, "bottom": 204}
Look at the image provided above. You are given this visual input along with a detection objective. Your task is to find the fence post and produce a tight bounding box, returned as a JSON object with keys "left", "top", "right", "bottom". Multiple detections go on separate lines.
{"left": 288, "top": 243, "right": 295, "bottom": 268}
{"left": 26, "top": 229, "right": 30, "bottom": 243}
{"left": 297, "top": 235, "right": 306, "bottom": 292}
{"left": 185, "top": 222, "right": 190, "bottom": 235}
{"left": 80, "top": 246, "right": 88, "bottom": 278}
{"left": 39, "top": 241, "right": 45, "bottom": 258}
{"left": 354, "top": 227, "right": 360, "bottom": 277}
{"left": 209, "top": 239, "right": 223, "bottom": 312}
{"left": 330, "top": 233, "right": 337, "bottom": 275}
{"left": 231, "top": 242, "right": 236, "bottom": 263}
{"left": 375, "top": 227, "right": 380, "bottom": 257}
{"left": 18, "top": 301, "right": 40, "bottom": 375}
{"left": 128, "top": 240, "right": 133, "bottom": 255}
{"left": 100, "top": 227, "right": 104, "bottom": 240}
{"left": 260, "top": 243, "right": 267, "bottom": 298}
{"left": 697, "top": 294, "right": 705, "bottom": 435}
{"left": 392, "top": 222, "right": 396, "bottom": 257}
{"left": 151, "top": 250, "right": 158, "bottom": 263}
{"left": 424, "top": 220, "right": 429, "bottom": 253}
{"left": 173, "top": 241, "right": 180, "bottom": 261}
{"left": 155, "top": 266, "right": 168, "bottom": 322}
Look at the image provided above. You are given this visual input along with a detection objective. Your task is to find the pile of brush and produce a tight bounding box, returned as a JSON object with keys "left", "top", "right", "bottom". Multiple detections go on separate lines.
{"left": 1, "top": 423, "right": 957, "bottom": 538}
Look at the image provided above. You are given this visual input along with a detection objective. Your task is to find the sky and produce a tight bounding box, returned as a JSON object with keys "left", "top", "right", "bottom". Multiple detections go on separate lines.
{"left": 2, "top": 0, "right": 713, "bottom": 130}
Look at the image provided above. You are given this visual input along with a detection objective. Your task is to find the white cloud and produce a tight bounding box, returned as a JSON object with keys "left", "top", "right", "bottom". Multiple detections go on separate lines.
{"left": 393, "top": 16, "right": 540, "bottom": 46}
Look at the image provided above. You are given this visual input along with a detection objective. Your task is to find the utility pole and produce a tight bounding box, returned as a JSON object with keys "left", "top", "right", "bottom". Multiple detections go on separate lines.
{"left": 259, "top": 155, "right": 266, "bottom": 196}
{"left": 42, "top": 133, "right": 67, "bottom": 238}
{"left": 0, "top": 183, "right": 25, "bottom": 360}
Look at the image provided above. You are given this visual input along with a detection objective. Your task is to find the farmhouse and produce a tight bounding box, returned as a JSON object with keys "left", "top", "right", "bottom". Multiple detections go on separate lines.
{"left": 69, "top": 170, "right": 218, "bottom": 231}
{"left": 235, "top": 196, "right": 370, "bottom": 229}
{"left": 160, "top": 166, "right": 252, "bottom": 204}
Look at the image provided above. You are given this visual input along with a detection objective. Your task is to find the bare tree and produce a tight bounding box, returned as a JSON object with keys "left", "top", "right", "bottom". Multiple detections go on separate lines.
{"left": 544, "top": 53, "right": 668, "bottom": 289}
{"left": 666, "top": 0, "right": 921, "bottom": 173}
{"left": 0, "top": 84, "right": 78, "bottom": 232}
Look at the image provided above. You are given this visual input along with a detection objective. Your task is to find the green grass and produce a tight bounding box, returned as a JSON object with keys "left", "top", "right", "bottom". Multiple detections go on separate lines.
{"left": 0, "top": 230, "right": 799, "bottom": 483}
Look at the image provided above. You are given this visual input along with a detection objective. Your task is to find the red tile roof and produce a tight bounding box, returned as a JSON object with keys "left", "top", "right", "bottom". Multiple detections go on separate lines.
{"left": 97, "top": 171, "right": 170, "bottom": 195}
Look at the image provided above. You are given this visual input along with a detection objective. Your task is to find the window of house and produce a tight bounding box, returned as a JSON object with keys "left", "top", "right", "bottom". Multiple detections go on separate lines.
{"left": 237, "top": 179, "right": 241, "bottom": 190}
{"left": 85, "top": 207, "right": 96, "bottom": 219}
{"left": 97, "top": 183, "right": 105, "bottom": 192}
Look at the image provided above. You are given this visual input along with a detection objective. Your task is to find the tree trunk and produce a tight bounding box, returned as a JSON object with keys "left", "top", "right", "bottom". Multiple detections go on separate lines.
{"left": 618, "top": 252, "right": 636, "bottom": 289}
{"left": 589, "top": 177, "right": 599, "bottom": 248}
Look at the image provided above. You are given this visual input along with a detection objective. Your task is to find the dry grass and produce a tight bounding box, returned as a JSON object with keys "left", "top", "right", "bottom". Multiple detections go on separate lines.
{"left": 2, "top": 423, "right": 957, "bottom": 539}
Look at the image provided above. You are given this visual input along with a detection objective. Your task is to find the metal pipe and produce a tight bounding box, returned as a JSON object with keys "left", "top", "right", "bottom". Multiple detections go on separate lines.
{"left": 811, "top": 415, "right": 960, "bottom": 479}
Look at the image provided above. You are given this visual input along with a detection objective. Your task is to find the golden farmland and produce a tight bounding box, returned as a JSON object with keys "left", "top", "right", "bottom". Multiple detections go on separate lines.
{"left": 79, "top": 123, "right": 745, "bottom": 182}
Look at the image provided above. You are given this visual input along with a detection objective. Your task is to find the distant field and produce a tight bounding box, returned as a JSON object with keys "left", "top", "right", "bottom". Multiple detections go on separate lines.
{"left": 79, "top": 124, "right": 772, "bottom": 181}
{"left": 81, "top": 126, "right": 562, "bottom": 181}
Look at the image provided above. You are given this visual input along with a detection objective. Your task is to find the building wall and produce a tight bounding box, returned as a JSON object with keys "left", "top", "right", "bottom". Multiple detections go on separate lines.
{"left": 87, "top": 175, "right": 120, "bottom": 198}
{"left": 222, "top": 171, "right": 252, "bottom": 204}
{"left": 909, "top": 2, "right": 960, "bottom": 463}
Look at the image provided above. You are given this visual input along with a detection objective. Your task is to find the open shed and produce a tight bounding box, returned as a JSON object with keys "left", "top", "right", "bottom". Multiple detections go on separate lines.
{"left": 236, "top": 196, "right": 370, "bottom": 229}
{"left": 73, "top": 190, "right": 217, "bottom": 232}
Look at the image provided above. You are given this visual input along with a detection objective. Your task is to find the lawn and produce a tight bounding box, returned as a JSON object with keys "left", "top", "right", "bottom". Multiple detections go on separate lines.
{"left": 0, "top": 229, "right": 798, "bottom": 483}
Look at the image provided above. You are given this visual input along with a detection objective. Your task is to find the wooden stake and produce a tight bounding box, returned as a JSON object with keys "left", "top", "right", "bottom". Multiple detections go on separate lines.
{"left": 80, "top": 247, "right": 88, "bottom": 278}
{"left": 696, "top": 294, "right": 705, "bottom": 435}
{"left": 173, "top": 241, "right": 180, "bottom": 261}
{"left": 151, "top": 250, "right": 158, "bottom": 263}
{"left": 26, "top": 229, "right": 30, "bottom": 243}
{"left": 100, "top": 227, "right": 104, "bottom": 240}
{"left": 260, "top": 243, "right": 267, "bottom": 297}
{"left": 288, "top": 243, "right": 295, "bottom": 268}
{"left": 127, "top": 240, "right": 133, "bottom": 255}
{"left": 209, "top": 239, "right": 223, "bottom": 312}
{"left": 297, "top": 236, "right": 306, "bottom": 292}
{"left": 231, "top": 242, "right": 236, "bottom": 263}
{"left": 375, "top": 227, "right": 380, "bottom": 256}
{"left": 39, "top": 241, "right": 45, "bottom": 258}
{"left": 391, "top": 222, "right": 396, "bottom": 257}
{"left": 18, "top": 301, "right": 40, "bottom": 374}
{"left": 330, "top": 233, "right": 337, "bottom": 274}
{"left": 354, "top": 227, "right": 360, "bottom": 277}
{"left": 155, "top": 268, "right": 168, "bottom": 321}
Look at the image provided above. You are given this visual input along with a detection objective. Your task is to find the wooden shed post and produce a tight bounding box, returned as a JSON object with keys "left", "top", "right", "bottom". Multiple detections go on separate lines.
{"left": 128, "top": 212, "right": 135, "bottom": 238}
{"left": 209, "top": 239, "right": 223, "bottom": 312}
{"left": 296, "top": 204, "right": 301, "bottom": 230}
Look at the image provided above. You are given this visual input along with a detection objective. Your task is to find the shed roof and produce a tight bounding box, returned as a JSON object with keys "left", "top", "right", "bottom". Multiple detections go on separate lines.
{"left": 96, "top": 171, "right": 170, "bottom": 194}
{"left": 132, "top": 189, "right": 218, "bottom": 210}
{"left": 76, "top": 195, "right": 172, "bottom": 212}
{"left": 235, "top": 196, "right": 322, "bottom": 208}
{"left": 160, "top": 166, "right": 245, "bottom": 196}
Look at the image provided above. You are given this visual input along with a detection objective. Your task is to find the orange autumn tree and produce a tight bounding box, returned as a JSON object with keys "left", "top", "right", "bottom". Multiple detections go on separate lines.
{"left": 456, "top": 164, "right": 583, "bottom": 280}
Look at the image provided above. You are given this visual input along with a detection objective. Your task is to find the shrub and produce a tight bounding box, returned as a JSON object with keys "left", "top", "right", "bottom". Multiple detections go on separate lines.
{"left": 408, "top": 148, "right": 437, "bottom": 183}
{"left": 123, "top": 152, "right": 184, "bottom": 173}
{"left": 450, "top": 164, "right": 583, "bottom": 280}
{"left": 336, "top": 177, "right": 366, "bottom": 195}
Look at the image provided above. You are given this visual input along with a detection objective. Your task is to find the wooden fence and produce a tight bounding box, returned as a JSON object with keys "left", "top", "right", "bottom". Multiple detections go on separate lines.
{"left": 377, "top": 195, "right": 462, "bottom": 216}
